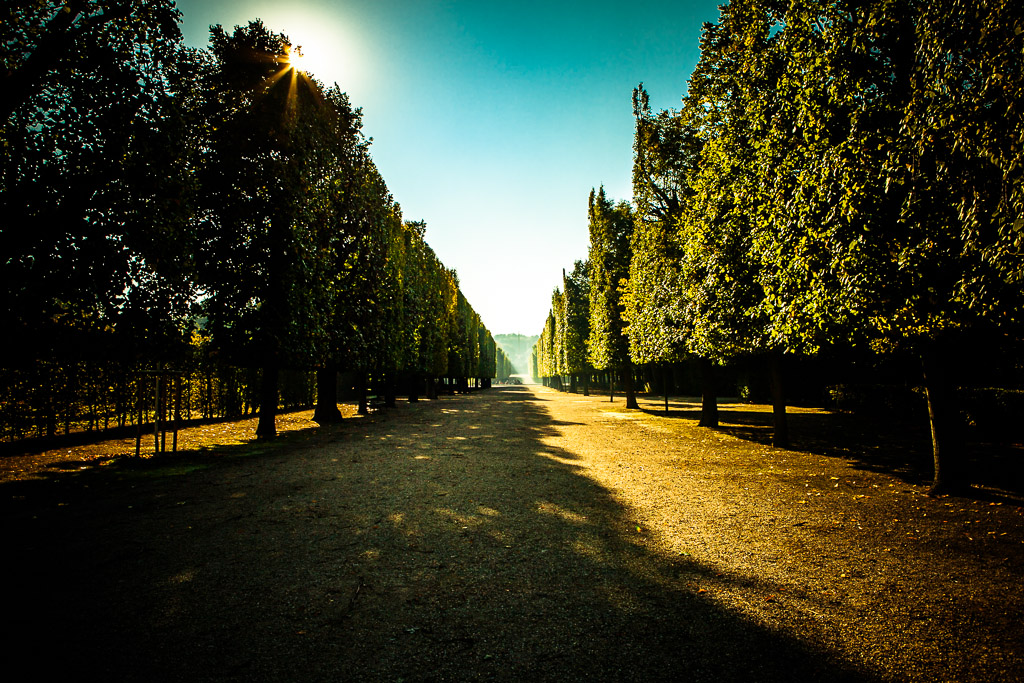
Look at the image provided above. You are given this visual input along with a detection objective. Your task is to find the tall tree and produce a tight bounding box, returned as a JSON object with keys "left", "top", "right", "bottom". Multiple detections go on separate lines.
{"left": 552, "top": 286, "right": 567, "bottom": 389}
{"left": 308, "top": 86, "right": 373, "bottom": 423}
{"left": 713, "top": 0, "right": 1023, "bottom": 491}
{"left": 587, "top": 188, "right": 639, "bottom": 409}
{"left": 625, "top": 85, "right": 690, "bottom": 366}
{"left": 681, "top": 1, "right": 790, "bottom": 443}
{"left": 196, "top": 20, "right": 328, "bottom": 439}
{"left": 562, "top": 260, "right": 591, "bottom": 394}
{"left": 625, "top": 84, "right": 720, "bottom": 423}
{"left": 878, "top": 0, "right": 1023, "bottom": 492}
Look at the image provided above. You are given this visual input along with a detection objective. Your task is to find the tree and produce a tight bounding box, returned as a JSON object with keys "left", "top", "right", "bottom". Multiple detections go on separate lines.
{"left": 540, "top": 311, "right": 556, "bottom": 384}
{"left": 878, "top": 0, "right": 1024, "bottom": 492}
{"left": 196, "top": 20, "right": 329, "bottom": 439}
{"left": 0, "top": 0, "right": 181, "bottom": 122}
{"left": 552, "top": 286, "right": 567, "bottom": 389}
{"left": 477, "top": 325, "right": 497, "bottom": 386}
{"left": 562, "top": 261, "right": 591, "bottom": 394}
{"left": 587, "top": 187, "right": 639, "bottom": 409}
{"left": 1, "top": 0, "right": 190, "bottom": 367}
{"left": 705, "top": 0, "right": 1024, "bottom": 491}
{"left": 624, "top": 85, "right": 690, "bottom": 367}
{"left": 307, "top": 86, "right": 373, "bottom": 423}
{"left": 625, "top": 84, "right": 722, "bottom": 424}
{"left": 680, "top": 1, "right": 791, "bottom": 444}
{"left": 494, "top": 345, "right": 514, "bottom": 382}
{"left": 393, "top": 220, "right": 449, "bottom": 400}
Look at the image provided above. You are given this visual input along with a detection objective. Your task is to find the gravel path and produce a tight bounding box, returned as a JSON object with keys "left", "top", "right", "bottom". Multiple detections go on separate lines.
{"left": 4, "top": 384, "right": 1023, "bottom": 681}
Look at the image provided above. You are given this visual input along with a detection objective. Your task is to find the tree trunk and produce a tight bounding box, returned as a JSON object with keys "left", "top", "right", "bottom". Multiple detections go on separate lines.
{"left": 313, "top": 367, "right": 342, "bottom": 424}
{"left": 357, "top": 373, "right": 368, "bottom": 415}
{"left": 922, "top": 345, "right": 966, "bottom": 495}
{"left": 663, "top": 364, "right": 670, "bottom": 414}
{"left": 134, "top": 384, "right": 143, "bottom": 458}
{"left": 768, "top": 352, "right": 788, "bottom": 448}
{"left": 385, "top": 371, "right": 397, "bottom": 408}
{"left": 154, "top": 373, "right": 162, "bottom": 453}
{"left": 256, "top": 364, "right": 279, "bottom": 440}
{"left": 408, "top": 372, "right": 420, "bottom": 402}
{"left": 583, "top": 373, "right": 590, "bottom": 396}
{"left": 172, "top": 377, "right": 181, "bottom": 453}
{"left": 609, "top": 372, "right": 615, "bottom": 402}
{"left": 204, "top": 375, "right": 212, "bottom": 419}
{"left": 46, "top": 365, "right": 56, "bottom": 437}
{"left": 625, "top": 361, "right": 639, "bottom": 410}
{"left": 698, "top": 357, "right": 719, "bottom": 427}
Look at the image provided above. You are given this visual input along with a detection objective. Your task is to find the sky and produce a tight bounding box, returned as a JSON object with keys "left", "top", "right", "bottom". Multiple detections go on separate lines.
{"left": 172, "top": 0, "right": 724, "bottom": 336}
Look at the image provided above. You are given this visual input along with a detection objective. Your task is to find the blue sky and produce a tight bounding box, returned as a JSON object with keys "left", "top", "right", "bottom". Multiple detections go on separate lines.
{"left": 173, "top": 0, "right": 723, "bottom": 336}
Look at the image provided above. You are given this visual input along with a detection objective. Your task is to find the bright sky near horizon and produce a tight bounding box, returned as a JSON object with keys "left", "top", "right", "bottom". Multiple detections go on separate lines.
{"left": 172, "top": 0, "right": 723, "bottom": 337}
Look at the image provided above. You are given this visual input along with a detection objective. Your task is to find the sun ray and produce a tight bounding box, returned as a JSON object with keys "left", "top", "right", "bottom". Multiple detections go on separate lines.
{"left": 245, "top": 41, "right": 327, "bottom": 123}
{"left": 286, "top": 45, "right": 308, "bottom": 73}
{"left": 287, "top": 62, "right": 298, "bottom": 115}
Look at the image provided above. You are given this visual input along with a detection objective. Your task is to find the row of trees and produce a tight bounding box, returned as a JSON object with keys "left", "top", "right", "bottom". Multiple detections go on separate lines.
{"left": 534, "top": 0, "right": 1024, "bottom": 494}
{"left": 1, "top": 3, "right": 504, "bottom": 441}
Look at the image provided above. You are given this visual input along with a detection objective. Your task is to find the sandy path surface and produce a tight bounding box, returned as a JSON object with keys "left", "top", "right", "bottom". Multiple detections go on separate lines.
{"left": 4, "top": 384, "right": 1022, "bottom": 681}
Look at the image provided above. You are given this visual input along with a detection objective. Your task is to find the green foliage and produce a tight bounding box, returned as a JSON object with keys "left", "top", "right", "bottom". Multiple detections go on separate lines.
{"left": 494, "top": 345, "right": 515, "bottom": 381}
{"left": 0, "top": 9, "right": 499, "bottom": 441}
{"left": 1, "top": 0, "right": 189, "bottom": 363}
{"left": 623, "top": 84, "right": 699, "bottom": 365}
{"left": 561, "top": 261, "right": 591, "bottom": 375}
{"left": 586, "top": 188, "right": 634, "bottom": 371}
{"left": 401, "top": 221, "right": 452, "bottom": 377}
{"left": 196, "top": 21, "right": 326, "bottom": 369}
{"left": 533, "top": 0, "right": 1023, "bottom": 486}
{"left": 677, "top": 1, "right": 777, "bottom": 363}
{"left": 747, "top": 1, "right": 913, "bottom": 354}
{"left": 885, "top": 0, "right": 1024, "bottom": 340}
{"left": 538, "top": 311, "right": 556, "bottom": 378}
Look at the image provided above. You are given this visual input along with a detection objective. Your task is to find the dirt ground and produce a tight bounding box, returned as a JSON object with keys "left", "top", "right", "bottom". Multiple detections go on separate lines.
{"left": 3, "top": 385, "right": 1023, "bottom": 681}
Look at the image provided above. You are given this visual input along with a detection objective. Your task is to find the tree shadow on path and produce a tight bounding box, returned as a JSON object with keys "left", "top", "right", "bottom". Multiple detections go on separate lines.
{"left": 4, "top": 386, "right": 882, "bottom": 682}
{"left": 635, "top": 393, "right": 1023, "bottom": 503}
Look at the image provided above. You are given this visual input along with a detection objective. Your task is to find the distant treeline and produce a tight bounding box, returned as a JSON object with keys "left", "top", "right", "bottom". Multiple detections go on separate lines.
{"left": 494, "top": 334, "right": 539, "bottom": 378}
{"left": 533, "top": 0, "right": 1024, "bottom": 495}
{"left": 1, "top": 6, "right": 510, "bottom": 441}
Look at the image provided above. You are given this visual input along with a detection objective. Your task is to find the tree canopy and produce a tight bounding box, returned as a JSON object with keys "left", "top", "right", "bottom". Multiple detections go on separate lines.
{"left": 532, "top": 0, "right": 1024, "bottom": 493}
{"left": 0, "top": 7, "right": 501, "bottom": 442}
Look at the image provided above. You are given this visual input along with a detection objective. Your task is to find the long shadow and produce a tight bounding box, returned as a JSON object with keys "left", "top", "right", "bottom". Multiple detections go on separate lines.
{"left": 1, "top": 384, "right": 894, "bottom": 682}
{"left": 636, "top": 393, "right": 1023, "bottom": 501}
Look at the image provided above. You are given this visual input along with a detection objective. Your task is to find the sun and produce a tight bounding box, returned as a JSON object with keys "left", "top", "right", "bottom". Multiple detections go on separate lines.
{"left": 249, "top": 7, "right": 363, "bottom": 89}
{"left": 285, "top": 45, "right": 309, "bottom": 73}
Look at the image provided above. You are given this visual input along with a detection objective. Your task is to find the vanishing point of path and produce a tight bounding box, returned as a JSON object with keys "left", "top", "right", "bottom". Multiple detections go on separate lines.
{"left": 4, "top": 385, "right": 1023, "bottom": 681}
